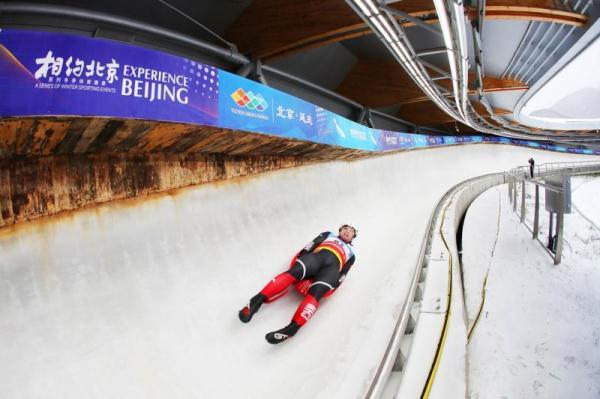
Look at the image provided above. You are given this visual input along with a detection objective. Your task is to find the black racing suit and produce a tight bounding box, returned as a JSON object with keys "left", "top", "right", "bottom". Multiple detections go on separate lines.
{"left": 288, "top": 232, "right": 356, "bottom": 300}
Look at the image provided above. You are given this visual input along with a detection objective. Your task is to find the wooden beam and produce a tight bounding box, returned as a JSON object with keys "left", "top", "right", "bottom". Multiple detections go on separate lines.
{"left": 480, "top": 76, "right": 528, "bottom": 93}
{"left": 484, "top": 0, "right": 587, "bottom": 26}
{"left": 438, "top": 121, "right": 480, "bottom": 135}
{"left": 473, "top": 102, "right": 512, "bottom": 117}
{"left": 397, "top": 99, "right": 511, "bottom": 125}
{"left": 226, "top": 0, "right": 435, "bottom": 60}
{"left": 226, "top": 0, "right": 585, "bottom": 61}
{"left": 336, "top": 60, "right": 527, "bottom": 108}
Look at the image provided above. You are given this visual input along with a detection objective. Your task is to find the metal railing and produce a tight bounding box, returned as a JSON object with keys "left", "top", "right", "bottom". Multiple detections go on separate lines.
{"left": 506, "top": 161, "right": 600, "bottom": 264}
{"left": 510, "top": 160, "right": 600, "bottom": 179}
{"left": 366, "top": 172, "right": 507, "bottom": 398}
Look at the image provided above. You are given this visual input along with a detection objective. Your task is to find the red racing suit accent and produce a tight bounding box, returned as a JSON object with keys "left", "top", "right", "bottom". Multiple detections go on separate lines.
{"left": 265, "top": 232, "right": 356, "bottom": 303}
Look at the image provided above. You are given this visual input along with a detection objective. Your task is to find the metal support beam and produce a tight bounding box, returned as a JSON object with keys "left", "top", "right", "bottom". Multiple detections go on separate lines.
{"left": 554, "top": 177, "right": 565, "bottom": 264}
{"left": 0, "top": 2, "right": 249, "bottom": 64}
{"left": 548, "top": 212, "right": 554, "bottom": 248}
{"left": 419, "top": 59, "right": 452, "bottom": 79}
{"left": 370, "top": 110, "right": 418, "bottom": 132}
{"left": 520, "top": 180, "right": 526, "bottom": 223}
{"left": 434, "top": 83, "right": 452, "bottom": 96}
{"left": 2, "top": 2, "right": 417, "bottom": 132}
{"left": 262, "top": 66, "right": 363, "bottom": 109}
{"left": 236, "top": 60, "right": 268, "bottom": 85}
{"left": 357, "top": 107, "right": 368, "bottom": 125}
{"left": 366, "top": 111, "right": 376, "bottom": 128}
{"left": 255, "top": 59, "right": 268, "bottom": 86}
{"left": 533, "top": 184, "right": 540, "bottom": 238}
{"left": 513, "top": 181, "right": 518, "bottom": 212}
{"left": 236, "top": 62, "right": 254, "bottom": 78}
{"left": 379, "top": 4, "right": 443, "bottom": 37}
{"left": 416, "top": 47, "right": 449, "bottom": 57}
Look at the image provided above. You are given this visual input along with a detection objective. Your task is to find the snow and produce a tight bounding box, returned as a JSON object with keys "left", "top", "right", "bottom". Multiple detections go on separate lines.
{"left": 0, "top": 144, "right": 598, "bottom": 399}
{"left": 463, "top": 177, "right": 600, "bottom": 399}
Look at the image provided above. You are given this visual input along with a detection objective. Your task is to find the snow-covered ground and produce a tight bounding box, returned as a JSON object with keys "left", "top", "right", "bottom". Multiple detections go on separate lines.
{"left": 464, "top": 177, "right": 600, "bottom": 399}
{"left": 0, "top": 144, "right": 597, "bottom": 399}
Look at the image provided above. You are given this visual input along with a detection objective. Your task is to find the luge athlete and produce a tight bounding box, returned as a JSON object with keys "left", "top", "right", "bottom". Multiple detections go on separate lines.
{"left": 238, "top": 224, "right": 357, "bottom": 344}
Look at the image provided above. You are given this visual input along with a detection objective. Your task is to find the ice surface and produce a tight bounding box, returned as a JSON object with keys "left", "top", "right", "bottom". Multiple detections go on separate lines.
{"left": 0, "top": 144, "right": 597, "bottom": 399}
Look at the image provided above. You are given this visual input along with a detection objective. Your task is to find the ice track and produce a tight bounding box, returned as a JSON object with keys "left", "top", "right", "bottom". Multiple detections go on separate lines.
{"left": 0, "top": 144, "right": 596, "bottom": 399}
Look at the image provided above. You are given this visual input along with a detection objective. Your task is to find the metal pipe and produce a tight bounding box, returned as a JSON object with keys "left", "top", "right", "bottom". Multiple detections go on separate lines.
{"left": 266, "top": 60, "right": 415, "bottom": 131}
{"left": 418, "top": 125, "right": 448, "bottom": 134}
{"left": 513, "top": 181, "right": 518, "bottom": 212}
{"left": 555, "top": 190, "right": 564, "bottom": 264}
{"left": 261, "top": 65, "right": 362, "bottom": 109}
{"left": 370, "top": 109, "right": 418, "bottom": 131}
{"left": 7, "top": 2, "right": 426, "bottom": 131}
{"left": 419, "top": 59, "right": 452, "bottom": 79}
{"left": 155, "top": 0, "right": 234, "bottom": 49}
{"left": 501, "top": 21, "right": 534, "bottom": 78}
{"left": 514, "top": 22, "right": 556, "bottom": 82}
{"left": 520, "top": 180, "right": 526, "bottom": 222}
{"left": 511, "top": 22, "right": 546, "bottom": 80}
{"left": 366, "top": 111, "right": 376, "bottom": 128}
{"left": 379, "top": 4, "right": 443, "bottom": 37}
{"left": 548, "top": 211, "right": 554, "bottom": 250}
{"left": 255, "top": 59, "right": 268, "bottom": 86}
{"left": 528, "top": 0, "right": 593, "bottom": 83}
{"left": 0, "top": 2, "right": 250, "bottom": 64}
{"left": 357, "top": 107, "right": 368, "bottom": 125}
{"left": 519, "top": 23, "right": 566, "bottom": 81}
{"left": 533, "top": 184, "right": 540, "bottom": 238}
{"left": 236, "top": 62, "right": 254, "bottom": 78}
{"left": 416, "top": 47, "right": 449, "bottom": 57}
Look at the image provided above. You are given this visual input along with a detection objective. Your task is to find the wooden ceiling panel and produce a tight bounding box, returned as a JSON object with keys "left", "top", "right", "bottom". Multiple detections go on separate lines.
{"left": 336, "top": 59, "right": 527, "bottom": 109}
{"left": 336, "top": 60, "right": 423, "bottom": 108}
{"left": 226, "top": 0, "right": 436, "bottom": 60}
{"left": 226, "top": 0, "right": 585, "bottom": 61}
{"left": 398, "top": 100, "right": 512, "bottom": 126}
{"left": 398, "top": 101, "right": 454, "bottom": 125}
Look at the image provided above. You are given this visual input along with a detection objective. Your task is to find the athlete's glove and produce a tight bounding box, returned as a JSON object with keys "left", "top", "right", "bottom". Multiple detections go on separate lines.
{"left": 333, "top": 274, "right": 346, "bottom": 289}
{"left": 297, "top": 248, "right": 310, "bottom": 258}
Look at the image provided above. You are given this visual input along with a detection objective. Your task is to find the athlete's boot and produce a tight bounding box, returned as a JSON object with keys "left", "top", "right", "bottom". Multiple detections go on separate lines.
{"left": 265, "top": 294, "right": 319, "bottom": 344}
{"left": 238, "top": 293, "right": 267, "bottom": 323}
{"left": 265, "top": 321, "right": 300, "bottom": 344}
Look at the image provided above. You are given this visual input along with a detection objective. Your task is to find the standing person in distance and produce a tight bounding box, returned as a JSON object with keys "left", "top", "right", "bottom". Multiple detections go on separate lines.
{"left": 528, "top": 157, "right": 535, "bottom": 178}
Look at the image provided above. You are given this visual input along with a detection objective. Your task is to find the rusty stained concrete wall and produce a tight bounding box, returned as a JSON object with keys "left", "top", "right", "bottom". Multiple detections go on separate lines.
{"left": 0, "top": 117, "right": 371, "bottom": 229}
{"left": 0, "top": 152, "right": 310, "bottom": 229}
{"left": 0, "top": 118, "right": 368, "bottom": 160}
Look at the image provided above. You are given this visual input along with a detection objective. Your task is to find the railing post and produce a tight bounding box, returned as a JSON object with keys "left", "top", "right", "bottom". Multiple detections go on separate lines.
{"left": 513, "top": 180, "right": 518, "bottom": 212}
{"left": 555, "top": 182, "right": 565, "bottom": 265}
{"left": 508, "top": 177, "right": 513, "bottom": 204}
{"left": 549, "top": 212, "right": 554, "bottom": 246}
{"left": 533, "top": 184, "right": 540, "bottom": 238}
{"left": 520, "top": 179, "right": 526, "bottom": 223}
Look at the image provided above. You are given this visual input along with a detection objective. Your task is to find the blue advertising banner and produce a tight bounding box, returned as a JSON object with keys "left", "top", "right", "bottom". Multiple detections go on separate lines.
{"left": 1, "top": 28, "right": 599, "bottom": 156}
{"left": 218, "top": 69, "right": 317, "bottom": 141}
{"left": 0, "top": 29, "right": 219, "bottom": 126}
{"left": 315, "top": 108, "right": 379, "bottom": 151}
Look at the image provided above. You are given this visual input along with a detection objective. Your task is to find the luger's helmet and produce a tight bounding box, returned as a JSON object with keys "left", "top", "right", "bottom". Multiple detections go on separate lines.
{"left": 339, "top": 224, "right": 358, "bottom": 240}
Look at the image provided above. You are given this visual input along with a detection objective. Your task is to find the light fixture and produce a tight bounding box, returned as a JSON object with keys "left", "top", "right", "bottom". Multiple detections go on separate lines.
{"left": 354, "top": 0, "right": 373, "bottom": 16}
{"left": 370, "top": 16, "right": 394, "bottom": 42}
